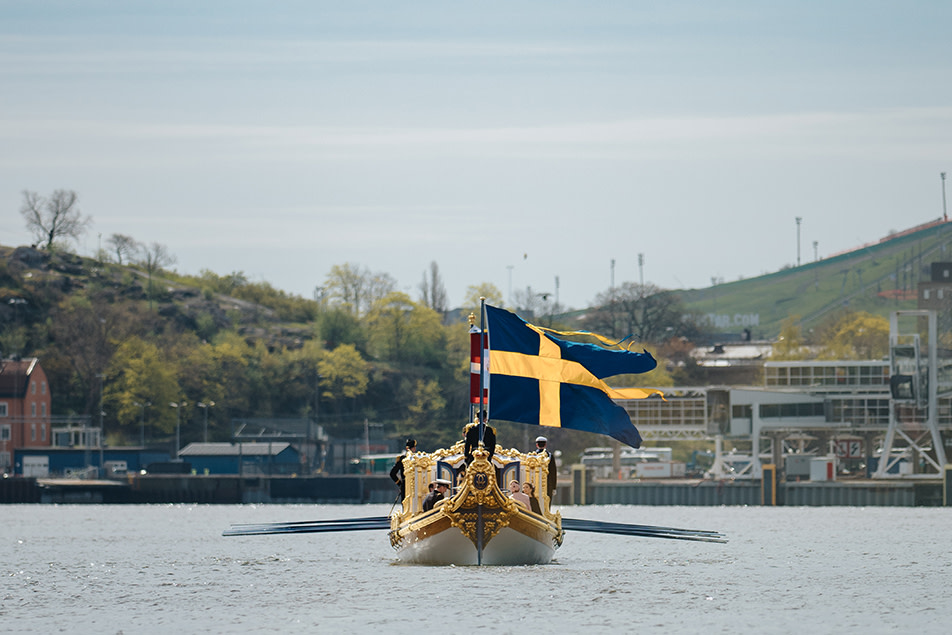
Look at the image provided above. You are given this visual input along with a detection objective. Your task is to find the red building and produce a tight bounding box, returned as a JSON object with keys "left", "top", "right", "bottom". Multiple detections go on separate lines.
{"left": 0, "top": 358, "right": 52, "bottom": 473}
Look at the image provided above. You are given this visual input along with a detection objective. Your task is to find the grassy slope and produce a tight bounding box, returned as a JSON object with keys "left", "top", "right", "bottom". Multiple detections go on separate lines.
{"left": 678, "top": 220, "right": 952, "bottom": 339}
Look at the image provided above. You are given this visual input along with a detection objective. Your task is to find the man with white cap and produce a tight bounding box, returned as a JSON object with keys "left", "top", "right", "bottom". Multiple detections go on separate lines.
{"left": 423, "top": 478, "right": 451, "bottom": 511}
{"left": 535, "top": 436, "right": 558, "bottom": 504}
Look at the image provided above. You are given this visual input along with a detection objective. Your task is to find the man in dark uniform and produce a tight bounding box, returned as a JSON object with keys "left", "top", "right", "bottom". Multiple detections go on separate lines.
{"left": 422, "top": 479, "right": 450, "bottom": 511}
{"left": 535, "top": 436, "right": 558, "bottom": 503}
{"left": 464, "top": 413, "right": 496, "bottom": 466}
{"left": 390, "top": 438, "right": 416, "bottom": 500}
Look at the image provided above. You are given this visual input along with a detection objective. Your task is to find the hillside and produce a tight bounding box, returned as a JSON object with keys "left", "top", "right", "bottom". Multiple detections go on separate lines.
{"left": 677, "top": 218, "right": 952, "bottom": 340}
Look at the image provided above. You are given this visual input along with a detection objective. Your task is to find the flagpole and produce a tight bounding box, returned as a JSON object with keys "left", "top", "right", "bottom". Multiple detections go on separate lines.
{"left": 478, "top": 297, "right": 487, "bottom": 444}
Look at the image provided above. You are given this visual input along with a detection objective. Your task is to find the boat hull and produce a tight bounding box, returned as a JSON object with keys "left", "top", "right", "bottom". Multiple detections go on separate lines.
{"left": 392, "top": 508, "right": 559, "bottom": 565}
{"left": 389, "top": 448, "right": 562, "bottom": 566}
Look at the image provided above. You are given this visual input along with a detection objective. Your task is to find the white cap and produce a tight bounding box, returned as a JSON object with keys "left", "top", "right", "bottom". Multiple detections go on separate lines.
{"left": 535, "top": 436, "right": 548, "bottom": 443}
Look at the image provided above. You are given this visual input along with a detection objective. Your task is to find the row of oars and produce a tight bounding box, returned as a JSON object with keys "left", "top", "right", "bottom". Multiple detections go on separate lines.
{"left": 222, "top": 516, "right": 391, "bottom": 536}
{"left": 560, "top": 518, "right": 726, "bottom": 543}
{"left": 223, "top": 515, "right": 726, "bottom": 543}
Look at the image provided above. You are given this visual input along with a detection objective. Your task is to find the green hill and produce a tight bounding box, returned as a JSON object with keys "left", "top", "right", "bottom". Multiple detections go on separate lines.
{"left": 678, "top": 218, "right": 952, "bottom": 340}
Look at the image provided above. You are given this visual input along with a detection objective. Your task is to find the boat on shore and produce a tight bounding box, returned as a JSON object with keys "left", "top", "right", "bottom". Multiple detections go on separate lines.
{"left": 389, "top": 441, "right": 561, "bottom": 566}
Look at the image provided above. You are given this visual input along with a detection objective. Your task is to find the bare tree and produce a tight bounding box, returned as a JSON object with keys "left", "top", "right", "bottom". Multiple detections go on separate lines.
{"left": 19, "top": 189, "right": 92, "bottom": 250}
{"left": 138, "top": 242, "right": 176, "bottom": 309}
{"left": 107, "top": 233, "right": 140, "bottom": 265}
{"left": 324, "top": 263, "right": 396, "bottom": 318}
{"left": 585, "top": 282, "right": 688, "bottom": 344}
{"left": 419, "top": 261, "right": 448, "bottom": 314}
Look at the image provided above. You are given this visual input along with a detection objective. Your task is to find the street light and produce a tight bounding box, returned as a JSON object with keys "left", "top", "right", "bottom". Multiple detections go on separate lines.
{"left": 8, "top": 298, "right": 26, "bottom": 357}
{"left": 169, "top": 401, "right": 187, "bottom": 459}
{"left": 796, "top": 217, "right": 803, "bottom": 267}
{"left": 133, "top": 401, "right": 150, "bottom": 446}
{"left": 197, "top": 401, "right": 215, "bottom": 443}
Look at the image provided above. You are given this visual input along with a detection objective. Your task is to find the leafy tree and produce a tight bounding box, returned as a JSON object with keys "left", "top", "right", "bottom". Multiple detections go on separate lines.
{"left": 815, "top": 311, "right": 889, "bottom": 360}
{"left": 772, "top": 316, "right": 808, "bottom": 360}
{"left": 462, "top": 282, "right": 504, "bottom": 313}
{"left": 19, "top": 189, "right": 92, "bottom": 250}
{"left": 318, "top": 306, "right": 366, "bottom": 351}
{"left": 317, "top": 343, "right": 369, "bottom": 414}
{"left": 399, "top": 378, "right": 449, "bottom": 447}
{"left": 46, "top": 294, "right": 142, "bottom": 417}
{"left": 366, "top": 293, "right": 447, "bottom": 366}
{"left": 105, "top": 336, "right": 180, "bottom": 438}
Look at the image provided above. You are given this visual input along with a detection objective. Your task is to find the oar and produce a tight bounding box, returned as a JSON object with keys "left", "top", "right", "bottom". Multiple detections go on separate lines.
{"left": 562, "top": 518, "right": 724, "bottom": 538}
{"left": 562, "top": 518, "right": 727, "bottom": 543}
{"left": 223, "top": 516, "right": 391, "bottom": 537}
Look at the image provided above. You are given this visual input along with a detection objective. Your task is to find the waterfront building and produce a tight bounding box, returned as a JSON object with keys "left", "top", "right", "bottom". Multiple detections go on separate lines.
{"left": 0, "top": 357, "right": 52, "bottom": 474}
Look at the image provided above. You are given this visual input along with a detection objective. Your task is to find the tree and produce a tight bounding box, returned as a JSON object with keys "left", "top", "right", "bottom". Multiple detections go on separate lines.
{"left": 584, "top": 282, "right": 687, "bottom": 344}
{"left": 19, "top": 189, "right": 92, "bottom": 250}
{"left": 317, "top": 344, "right": 369, "bottom": 414}
{"left": 772, "top": 317, "right": 808, "bottom": 360}
{"left": 105, "top": 336, "right": 180, "bottom": 438}
{"left": 462, "top": 282, "right": 504, "bottom": 313}
{"left": 324, "top": 263, "right": 396, "bottom": 318}
{"left": 107, "top": 233, "right": 140, "bottom": 265}
{"left": 138, "top": 242, "right": 176, "bottom": 309}
{"left": 419, "top": 261, "right": 448, "bottom": 314}
{"left": 815, "top": 311, "right": 889, "bottom": 360}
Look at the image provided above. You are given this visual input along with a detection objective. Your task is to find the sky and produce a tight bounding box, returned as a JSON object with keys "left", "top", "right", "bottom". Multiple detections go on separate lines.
{"left": 2, "top": 1, "right": 951, "bottom": 311}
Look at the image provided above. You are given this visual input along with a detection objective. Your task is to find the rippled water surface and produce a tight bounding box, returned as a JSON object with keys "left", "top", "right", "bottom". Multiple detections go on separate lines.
{"left": 3, "top": 504, "right": 951, "bottom": 633}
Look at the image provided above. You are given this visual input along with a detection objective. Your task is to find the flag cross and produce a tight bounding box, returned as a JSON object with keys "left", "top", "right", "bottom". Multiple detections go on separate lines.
{"left": 491, "top": 324, "right": 617, "bottom": 427}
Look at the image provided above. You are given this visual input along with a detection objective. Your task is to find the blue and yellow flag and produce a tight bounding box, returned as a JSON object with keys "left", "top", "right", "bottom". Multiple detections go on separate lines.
{"left": 485, "top": 304, "right": 660, "bottom": 448}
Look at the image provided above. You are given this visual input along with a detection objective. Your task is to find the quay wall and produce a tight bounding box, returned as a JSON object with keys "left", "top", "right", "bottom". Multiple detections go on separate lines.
{"left": 0, "top": 474, "right": 945, "bottom": 506}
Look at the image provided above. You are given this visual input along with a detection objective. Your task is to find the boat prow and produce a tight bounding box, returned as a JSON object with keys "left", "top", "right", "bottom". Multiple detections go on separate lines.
{"left": 389, "top": 445, "right": 563, "bottom": 565}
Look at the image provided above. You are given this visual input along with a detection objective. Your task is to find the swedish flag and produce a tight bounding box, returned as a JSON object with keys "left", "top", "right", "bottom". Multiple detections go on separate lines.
{"left": 485, "top": 304, "right": 659, "bottom": 448}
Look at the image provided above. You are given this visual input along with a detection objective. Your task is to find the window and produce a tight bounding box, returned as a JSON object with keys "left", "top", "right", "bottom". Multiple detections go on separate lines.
{"left": 732, "top": 404, "right": 752, "bottom": 419}
{"left": 0, "top": 452, "right": 10, "bottom": 469}
{"left": 31, "top": 423, "right": 36, "bottom": 442}
{"left": 41, "top": 382, "right": 46, "bottom": 395}
{"left": 0, "top": 403, "right": 7, "bottom": 417}
{"left": 41, "top": 403, "right": 47, "bottom": 417}
{"left": 0, "top": 425, "right": 10, "bottom": 441}
{"left": 41, "top": 423, "right": 47, "bottom": 441}
{"left": 924, "top": 289, "right": 931, "bottom": 300}
{"left": 31, "top": 381, "right": 36, "bottom": 395}
{"left": 31, "top": 403, "right": 36, "bottom": 417}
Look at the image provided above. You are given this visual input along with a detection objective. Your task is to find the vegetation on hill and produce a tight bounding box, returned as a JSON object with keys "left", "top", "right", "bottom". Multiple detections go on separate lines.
{"left": 5, "top": 192, "right": 947, "bottom": 464}
{"left": 680, "top": 219, "right": 952, "bottom": 339}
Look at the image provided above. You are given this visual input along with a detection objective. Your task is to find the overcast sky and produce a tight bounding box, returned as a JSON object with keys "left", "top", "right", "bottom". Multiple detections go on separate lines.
{"left": 2, "top": 1, "right": 950, "bottom": 310}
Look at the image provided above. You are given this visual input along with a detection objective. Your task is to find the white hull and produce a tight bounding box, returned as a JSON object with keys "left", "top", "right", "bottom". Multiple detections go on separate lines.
{"left": 394, "top": 525, "right": 556, "bottom": 566}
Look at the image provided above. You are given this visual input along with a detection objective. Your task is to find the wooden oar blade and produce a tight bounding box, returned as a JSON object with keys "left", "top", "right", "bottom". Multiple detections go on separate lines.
{"left": 562, "top": 518, "right": 727, "bottom": 543}
{"left": 223, "top": 517, "right": 391, "bottom": 537}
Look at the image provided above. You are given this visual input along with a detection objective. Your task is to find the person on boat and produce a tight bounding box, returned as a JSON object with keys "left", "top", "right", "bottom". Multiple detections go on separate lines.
{"left": 507, "top": 480, "right": 531, "bottom": 509}
{"left": 423, "top": 479, "right": 451, "bottom": 511}
{"left": 390, "top": 438, "right": 416, "bottom": 501}
{"left": 521, "top": 481, "right": 542, "bottom": 514}
{"left": 464, "top": 412, "right": 496, "bottom": 466}
{"left": 455, "top": 464, "right": 466, "bottom": 492}
{"left": 535, "top": 436, "right": 558, "bottom": 503}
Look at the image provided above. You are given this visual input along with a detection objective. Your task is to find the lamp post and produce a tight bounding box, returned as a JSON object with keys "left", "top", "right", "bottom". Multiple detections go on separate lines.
{"left": 169, "top": 401, "right": 186, "bottom": 459}
{"left": 796, "top": 217, "right": 803, "bottom": 267}
{"left": 197, "top": 401, "right": 215, "bottom": 443}
{"left": 133, "top": 401, "right": 150, "bottom": 446}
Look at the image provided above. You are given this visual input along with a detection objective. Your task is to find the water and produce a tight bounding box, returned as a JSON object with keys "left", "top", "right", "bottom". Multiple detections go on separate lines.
{"left": 3, "top": 504, "right": 951, "bottom": 634}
